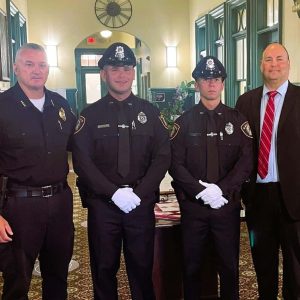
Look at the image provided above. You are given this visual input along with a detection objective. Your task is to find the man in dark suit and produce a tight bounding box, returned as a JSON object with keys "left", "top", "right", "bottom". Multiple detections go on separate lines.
{"left": 236, "top": 43, "right": 300, "bottom": 299}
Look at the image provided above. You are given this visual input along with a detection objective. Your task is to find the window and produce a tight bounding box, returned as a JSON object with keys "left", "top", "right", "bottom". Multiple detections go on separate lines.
{"left": 0, "top": 10, "right": 10, "bottom": 81}
{"left": 195, "top": 16, "right": 207, "bottom": 63}
{"left": 81, "top": 54, "right": 102, "bottom": 67}
{"left": 225, "top": 0, "right": 247, "bottom": 106}
{"left": 248, "top": 0, "right": 282, "bottom": 89}
{"left": 194, "top": 0, "right": 282, "bottom": 106}
{"left": 7, "top": 2, "right": 27, "bottom": 83}
{"left": 209, "top": 5, "right": 224, "bottom": 62}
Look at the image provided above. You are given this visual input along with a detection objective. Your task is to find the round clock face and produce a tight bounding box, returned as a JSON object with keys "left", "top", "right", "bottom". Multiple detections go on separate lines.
{"left": 95, "top": 0, "right": 132, "bottom": 28}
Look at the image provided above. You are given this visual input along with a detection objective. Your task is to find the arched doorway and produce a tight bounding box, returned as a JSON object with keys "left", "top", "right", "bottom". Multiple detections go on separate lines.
{"left": 74, "top": 31, "right": 150, "bottom": 113}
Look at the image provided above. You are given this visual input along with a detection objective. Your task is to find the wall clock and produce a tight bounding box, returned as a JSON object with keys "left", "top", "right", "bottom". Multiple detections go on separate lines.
{"left": 95, "top": 0, "right": 132, "bottom": 28}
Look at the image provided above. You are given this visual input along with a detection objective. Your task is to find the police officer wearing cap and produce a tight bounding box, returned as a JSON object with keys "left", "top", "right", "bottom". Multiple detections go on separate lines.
{"left": 169, "top": 56, "right": 253, "bottom": 299}
{"left": 72, "top": 42, "right": 170, "bottom": 300}
{"left": 0, "top": 43, "right": 76, "bottom": 299}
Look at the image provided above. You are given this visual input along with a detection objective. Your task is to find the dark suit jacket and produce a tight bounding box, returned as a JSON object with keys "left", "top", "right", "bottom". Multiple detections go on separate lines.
{"left": 236, "top": 82, "right": 300, "bottom": 220}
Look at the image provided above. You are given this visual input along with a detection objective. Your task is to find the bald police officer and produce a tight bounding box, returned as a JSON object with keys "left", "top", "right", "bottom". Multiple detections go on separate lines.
{"left": 0, "top": 43, "right": 76, "bottom": 300}
{"left": 72, "top": 42, "right": 170, "bottom": 300}
{"left": 169, "top": 56, "right": 253, "bottom": 299}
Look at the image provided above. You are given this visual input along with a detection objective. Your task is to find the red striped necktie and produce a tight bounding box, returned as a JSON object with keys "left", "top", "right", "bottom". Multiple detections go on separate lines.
{"left": 258, "top": 90, "right": 277, "bottom": 179}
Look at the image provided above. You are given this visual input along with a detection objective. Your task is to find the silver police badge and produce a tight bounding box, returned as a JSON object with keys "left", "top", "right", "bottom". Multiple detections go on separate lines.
{"left": 115, "top": 46, "right": 125, "bottom": 61}
{"left": 225, "top": 122, "right": 234, "bottom": 135}
{"left": 206, "top": 58, "right": 215, "bottom": 71}
{"left": 137, "top": 112, "right": 147, "bottom": 124}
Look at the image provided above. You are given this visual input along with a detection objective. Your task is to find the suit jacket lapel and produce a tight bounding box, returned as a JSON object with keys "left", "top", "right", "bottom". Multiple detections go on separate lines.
{"left": 278, "top": 82, "right": 295, "bottom": 133}
{"left": 251, "top": 87, "right": 263, "bottom": 147}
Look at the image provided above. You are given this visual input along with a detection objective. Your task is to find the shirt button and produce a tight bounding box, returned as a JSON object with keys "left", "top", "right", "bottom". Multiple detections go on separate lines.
{"left": 48, "top": 152, "right": 51, "bottom": 154}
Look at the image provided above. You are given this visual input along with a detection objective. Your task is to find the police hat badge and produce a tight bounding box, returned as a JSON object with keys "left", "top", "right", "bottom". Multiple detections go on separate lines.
{"left": 98, "top": 42, "right": 137, "bottom": 69}
{"left": 192, "top": 55, "right": 227, "bottom": 80}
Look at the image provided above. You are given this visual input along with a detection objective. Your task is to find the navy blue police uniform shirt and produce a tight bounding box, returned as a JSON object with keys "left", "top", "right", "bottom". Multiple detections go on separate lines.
{"left": 0, "top": 82, "right": 76, "bottom": 186}
{"left": 169, "top": 101, "right": 253, "bottom": 201}
{"left": 72, "top": 93, "right": 170, "bottom": 200}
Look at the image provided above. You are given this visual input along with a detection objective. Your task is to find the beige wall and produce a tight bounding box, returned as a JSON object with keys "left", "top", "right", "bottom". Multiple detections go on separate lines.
{"left": 0, "top": 0, "right": 6, "bottom": 11}
{"left": 27, "top": 0, "right": 191, "bottom": 89}
{"left": 283, "top": 1, "right": 300, "bottom": 83}
{"left": 189, "top": 0, "right": 300, "bottom": 84}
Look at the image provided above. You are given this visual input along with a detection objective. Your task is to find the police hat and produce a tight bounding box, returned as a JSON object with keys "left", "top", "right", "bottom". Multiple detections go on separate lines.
{"left": 98, "top": 42, "right": 136, "bottom": 69}
{"left": 192, "top": 56, "right": 227, "bottom": 80}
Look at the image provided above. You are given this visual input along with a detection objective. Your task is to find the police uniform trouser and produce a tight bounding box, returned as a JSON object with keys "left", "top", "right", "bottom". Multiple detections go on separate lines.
{"left": 179, "top": 198, "right": 240, "bottom": 300}
{"left": 87, "top": 197, "right": 156, "bottom": 300}
{"left": 246, "top": 183, "right": 300, "bottom": 300}
{"left": 1, "top": 186, "right": 74, "bottom": 300}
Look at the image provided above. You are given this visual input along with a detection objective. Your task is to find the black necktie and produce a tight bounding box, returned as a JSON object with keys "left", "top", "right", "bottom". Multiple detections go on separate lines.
{"left": 117, "top": 102, "right": 130, "bottom": 177}
{"left": 206, "top": 110, "right": 219, "bottom": 183}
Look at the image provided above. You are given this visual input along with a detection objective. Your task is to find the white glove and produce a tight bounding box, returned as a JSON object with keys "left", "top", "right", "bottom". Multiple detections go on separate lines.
{"left": 195, "top": 180, "right": 222, "bottom": 201}
{"left": 196, "top": 180, "right": 227, "bottom": 209}
{"left": 112, "top": 188, "right": 141, "bottom": 213}
{"left": 209, "top": 196, "right": 228, "bottom": 209}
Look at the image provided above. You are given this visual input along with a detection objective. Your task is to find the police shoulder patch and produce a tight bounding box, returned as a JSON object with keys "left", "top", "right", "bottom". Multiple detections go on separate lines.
{"left": 74, "top": 116, "right": 86, "bottom": 134}
{"left": 159, "top": 114, "right": 169, "bottom": 130}
{"left": 241, "top": 121, "right": 253, "bottom": 138}
{"left": 170, "top": 123, "right": 180, "bottom": 140}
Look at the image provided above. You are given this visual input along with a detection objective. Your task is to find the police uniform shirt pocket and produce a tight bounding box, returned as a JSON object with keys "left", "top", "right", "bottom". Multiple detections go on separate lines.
{"left": 131, "top": 124, "right": 153, "bottom": 149}
{"left": 3, "top": 125, "right": 27, "bottom": 148}
{"left": 186, "top": 132, "right": 202, "bottom": 147}
{"left": 56, "top": 119, "right": 73, "bottom": 136}
{"left": 54, "top": 120, "right": 73, "bottom": 149}
{"left": 93, "top": 126, "right": 118, "bottom": 162}
{"left": 218, "top": 132, "right": 240, "bottom": 166}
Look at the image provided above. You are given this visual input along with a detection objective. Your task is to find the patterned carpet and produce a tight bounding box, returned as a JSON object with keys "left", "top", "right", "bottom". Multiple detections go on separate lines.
{"left": 0, "top": 170, "right": 283, "bottom": 299}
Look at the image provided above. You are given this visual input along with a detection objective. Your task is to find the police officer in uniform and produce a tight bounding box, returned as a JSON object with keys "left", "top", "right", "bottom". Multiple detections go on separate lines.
{"left": 169, "top": 56, "right": 253, "bottom": 299}
{"left": 72, "top": 42, "right": 170, "bottom": 300}
{"left": 0, "top": 43, "right": 76, "bottom": 299}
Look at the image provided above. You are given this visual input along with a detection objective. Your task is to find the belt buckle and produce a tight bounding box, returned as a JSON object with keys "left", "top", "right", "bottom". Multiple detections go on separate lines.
{"left": 41, "top": 185, "right": 53, "bottom": 198}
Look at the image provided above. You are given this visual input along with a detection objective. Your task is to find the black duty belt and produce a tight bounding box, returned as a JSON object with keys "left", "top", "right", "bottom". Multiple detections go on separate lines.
{"left": 8, "top": 181, "right": 67, "bottom": 198}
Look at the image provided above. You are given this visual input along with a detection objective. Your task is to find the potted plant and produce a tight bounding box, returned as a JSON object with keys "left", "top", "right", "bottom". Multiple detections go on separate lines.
{"left": 160, "top": 80, "right": 195, "bottom": 131}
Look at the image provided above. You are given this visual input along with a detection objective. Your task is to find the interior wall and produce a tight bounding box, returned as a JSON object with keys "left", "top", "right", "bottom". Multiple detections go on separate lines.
{"left": 189, "top": 0, "right": 300, "bottom": 84}
{"left": 0, "top": 0, "right": 6, "bottom": 11}
{"left": 283, "top": 1, "right": 300, "bottom": 83}
{"left": 0, "top": 0, "right": 28, "bottom": 91}
{"left": 27, "top": 0, "right": 191, "bottom": 90}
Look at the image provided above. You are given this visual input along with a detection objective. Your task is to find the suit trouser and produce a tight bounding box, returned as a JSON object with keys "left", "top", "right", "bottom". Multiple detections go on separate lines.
{"left": 87, "top": 197, "right": 156, "bottom": 300}
{"left": 1, "top": 187, "right": 74, "bottom": 300}
{"left": 246, "top": 183, "right": 300, "bottom": 300}
{"left": 179, "top": 198, "right": 241, "bottom": 300}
